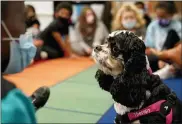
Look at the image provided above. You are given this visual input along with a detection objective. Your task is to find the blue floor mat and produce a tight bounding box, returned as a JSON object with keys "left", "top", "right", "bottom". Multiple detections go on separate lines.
{"left": 97, "top": 78, "right": 182, "bottom": 124}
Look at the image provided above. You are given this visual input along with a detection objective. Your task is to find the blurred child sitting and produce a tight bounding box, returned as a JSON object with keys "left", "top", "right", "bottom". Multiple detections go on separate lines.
{"left": 38, "top": 2, "right": 78, "bottom": 59}
{"left": 112, "top": 3, "right": 146, "bottom": 38}
{"left": 25, "top": 4, "right": 44, "bottom": 62}
{"left": 70, "top": 6, "right": 109, "bottom": 56}
{"left": 25, "top": 4, "right": 40, "bottom": 38}
{"left": 145, "top": 1, "right": 181, "bottom": 75}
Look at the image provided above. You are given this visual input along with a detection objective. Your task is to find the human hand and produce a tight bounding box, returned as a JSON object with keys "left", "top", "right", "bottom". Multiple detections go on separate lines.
{"left": 145, "top": 48, "right": 152, "bottom": 55}
{"left": 33, "top": 39, "right": 44, "bottom": 47}
{"left": 85, "top": 48, "right": 92, "bottom": 55}
{"left": 150, "top": 48, "right": 160, "bottom": 56}
{"left": 69, "top": 53, "right": 80, "bottom": 59}
{"left": 158, "top": 60, "right": 167, "bottom": 69}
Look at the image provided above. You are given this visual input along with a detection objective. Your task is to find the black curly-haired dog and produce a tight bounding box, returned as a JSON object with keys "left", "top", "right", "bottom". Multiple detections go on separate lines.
{"left": 92, "top": 30, "right": 182, "bottom": 124}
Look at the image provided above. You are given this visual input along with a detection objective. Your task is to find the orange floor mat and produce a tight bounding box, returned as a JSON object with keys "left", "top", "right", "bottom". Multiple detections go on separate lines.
{"left": 4, "top": 57, "right": 94, "bottom": 95}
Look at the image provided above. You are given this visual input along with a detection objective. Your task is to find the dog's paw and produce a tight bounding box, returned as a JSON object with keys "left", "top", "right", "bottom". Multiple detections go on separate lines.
{"left": 95, "top": 69, "right": 114, "bottom": 92}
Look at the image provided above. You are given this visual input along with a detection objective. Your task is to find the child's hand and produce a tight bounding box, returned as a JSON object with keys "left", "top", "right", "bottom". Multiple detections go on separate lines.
{"left": 33, "top": 39, "right": 44, "bottom": 47}
{"left": 145, "top": 48, "right": 152, "bottom": 55}
{"left": 158, "top": 60, "right": 166, "bottom": 69}
{"left": 85, "top": 48, "right": 92, "bottom": 55}
{"left": 69, "top": 53, "right": 80, "bottom": 59}
{"left": 150, "top": 48, "right": 161, "bottom": 56}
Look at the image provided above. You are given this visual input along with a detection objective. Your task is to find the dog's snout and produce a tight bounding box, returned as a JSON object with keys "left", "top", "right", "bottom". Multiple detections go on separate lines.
{"left": 94, "top": 45, "right": 102, "bottom": 52}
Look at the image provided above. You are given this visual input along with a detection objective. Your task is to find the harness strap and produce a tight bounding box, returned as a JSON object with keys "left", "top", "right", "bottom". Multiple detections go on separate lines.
{"left": 126, "top": 92, "right": 177, "bottom": 124}
{"left": 128, "top": 100, "right": 166, "bottom": 121}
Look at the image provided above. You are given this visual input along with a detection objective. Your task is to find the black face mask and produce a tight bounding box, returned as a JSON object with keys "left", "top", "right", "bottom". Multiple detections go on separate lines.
{"left": 58, "top": 17, "right": 69, "bottom": 25}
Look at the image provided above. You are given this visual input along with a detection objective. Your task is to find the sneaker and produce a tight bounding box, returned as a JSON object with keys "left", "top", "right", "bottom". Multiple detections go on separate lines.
{"left": 153, "top": 64, "right": 175, "bottom": 79}
{"left": 30, "top": 86, "right": 50, "bottom": 111}
{"left": 40, "top": 51, "right": 48, "bottom": 59}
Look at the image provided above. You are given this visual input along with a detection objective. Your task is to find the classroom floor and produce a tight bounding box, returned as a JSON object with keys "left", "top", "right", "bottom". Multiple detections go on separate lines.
{"left": 4, "top": 58, "right": 182, "bottom": 123}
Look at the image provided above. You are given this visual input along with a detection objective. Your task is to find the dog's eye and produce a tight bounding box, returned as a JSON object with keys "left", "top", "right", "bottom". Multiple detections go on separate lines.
{"left": 113, "top": 47, "right": 119, "bottom": 53}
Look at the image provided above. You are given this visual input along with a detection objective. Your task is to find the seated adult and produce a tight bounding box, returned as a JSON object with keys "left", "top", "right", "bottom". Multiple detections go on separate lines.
{"left": 70, "top": 6, "right": 109, "bottom": 56}
{"left": 1, "top": 1, "right": 50, "bottom": 123}
{"left": 145, "top": 2, "right": 181, "bottom": 72}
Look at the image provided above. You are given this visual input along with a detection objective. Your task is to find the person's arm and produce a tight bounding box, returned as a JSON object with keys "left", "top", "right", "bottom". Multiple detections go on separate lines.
{"left": 150, "top": 43, "right": 182, "bottom": 67}
{"left": 1, "top": 77, "right": 36, "bottom": 123}
{"left": 64, "top": 35, "right": 73, "bottom": 57}
{"left": 52, "top": 32, "right": 69, "bottom": 55}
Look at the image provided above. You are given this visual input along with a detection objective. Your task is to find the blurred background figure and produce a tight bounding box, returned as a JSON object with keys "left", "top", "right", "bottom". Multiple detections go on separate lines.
{"left": 25, "top": 5, "right": 44, "bottom": 62}
{"left": 70, "top": 7, "right": 109, "bottom": 56}
{"left": 54, "top": 1, "right": 112, "bottom": 31}
{"left": 145, "top": 1, "right": 181, "bottom": 79}
{"left": 135, "top": 1, "right": 152, "bottom": 28}
{"left": 25, "top": 5, "right": 41, "bottom": 38}
{"left": 38, "top": 2, "right": 78, "bottom": 59}
{"left": 112, "top": 3, "right": 146, "bottom": 38}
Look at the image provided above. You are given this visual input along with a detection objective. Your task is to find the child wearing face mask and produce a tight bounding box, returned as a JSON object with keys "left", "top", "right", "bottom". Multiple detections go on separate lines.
{"left": 145, "top": 2, "right": 181, "bottom": 77}
{"left": 38, "top": 2, "right": 78, "bottom": 59}
{"left": 70, "top": 7, "right": 109, "bottom": 56}
{"left": 25, "top": 4, "right": 40, "bottom": 38}
{"left": 112, "top": 4, "right": 146, "bottom": 38}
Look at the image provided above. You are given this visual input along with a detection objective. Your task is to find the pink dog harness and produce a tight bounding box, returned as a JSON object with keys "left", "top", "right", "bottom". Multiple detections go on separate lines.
{"left": 115, "top": 56, "right": 177, "bottom": 124}
{"left": 128, "top": 100, "right": 173, "bottom": 124}
{"left": 127, "top": 56, "right": 175, "bottom": 123}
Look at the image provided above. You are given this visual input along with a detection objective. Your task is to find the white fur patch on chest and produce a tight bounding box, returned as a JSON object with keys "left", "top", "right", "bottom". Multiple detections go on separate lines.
{"left": 114, "top": 102, "right": 134, "bottom": 115}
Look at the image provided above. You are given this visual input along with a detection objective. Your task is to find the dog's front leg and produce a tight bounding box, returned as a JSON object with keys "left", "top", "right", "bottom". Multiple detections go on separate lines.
{"left": 95, "top": 69, "right": 114, "bottom": 92}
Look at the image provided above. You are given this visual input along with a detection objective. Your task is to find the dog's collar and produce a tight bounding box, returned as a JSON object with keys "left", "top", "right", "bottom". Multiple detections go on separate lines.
{"left": 120, "top": 92, "right": 177, "bottom": 124}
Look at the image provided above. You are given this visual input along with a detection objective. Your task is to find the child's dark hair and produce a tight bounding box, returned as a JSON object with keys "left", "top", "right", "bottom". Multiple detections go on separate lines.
{"left": 155, "top": 1, "right": 177, "bottom": 14}
{"left": 55, "top": 2, "right": 73, "bottom": 16}
{"left": 26, "top": 5, "right": 36, "bottom": 13}
{"left": 135, "top": 2, "right": 145, "bottom": 9}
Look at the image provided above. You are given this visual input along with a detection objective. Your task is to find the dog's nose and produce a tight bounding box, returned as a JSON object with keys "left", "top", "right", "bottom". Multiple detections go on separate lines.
{"left": 94, "top": 45, "right": 102, "bottom": 52}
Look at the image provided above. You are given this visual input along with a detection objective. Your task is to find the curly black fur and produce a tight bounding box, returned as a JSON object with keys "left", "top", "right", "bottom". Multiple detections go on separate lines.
{"left": 95, "top": 69, "right": 114, "bottom": 92}
{"left": 95, "top": 31, "right": 182, "bottom": 123}
{"left": 99, "top": 31, "right": 173, "bottom": 107}
{"left": 110, "top": 69, "right": 150, "bottom": 108}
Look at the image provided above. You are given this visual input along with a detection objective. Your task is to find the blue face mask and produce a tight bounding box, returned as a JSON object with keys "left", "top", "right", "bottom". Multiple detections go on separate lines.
{"left": 2, "top": 21, "right": 37, "bottom": 74}
{"left": 158, "top": 19, "right": 171, "bottom": 27}
{"left": 122, "top": 19, "right": 137, "bottom": 30}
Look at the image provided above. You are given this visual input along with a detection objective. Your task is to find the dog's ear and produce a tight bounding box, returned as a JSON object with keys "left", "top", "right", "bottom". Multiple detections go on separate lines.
{"left": 95, "top": 69, "right": 114, "bottom": 92}
{"left": 109, "top": 36, "right": 148, "bottom": 107}
{"left": 124, "top": 37, "right": 146, "bottom": 74}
